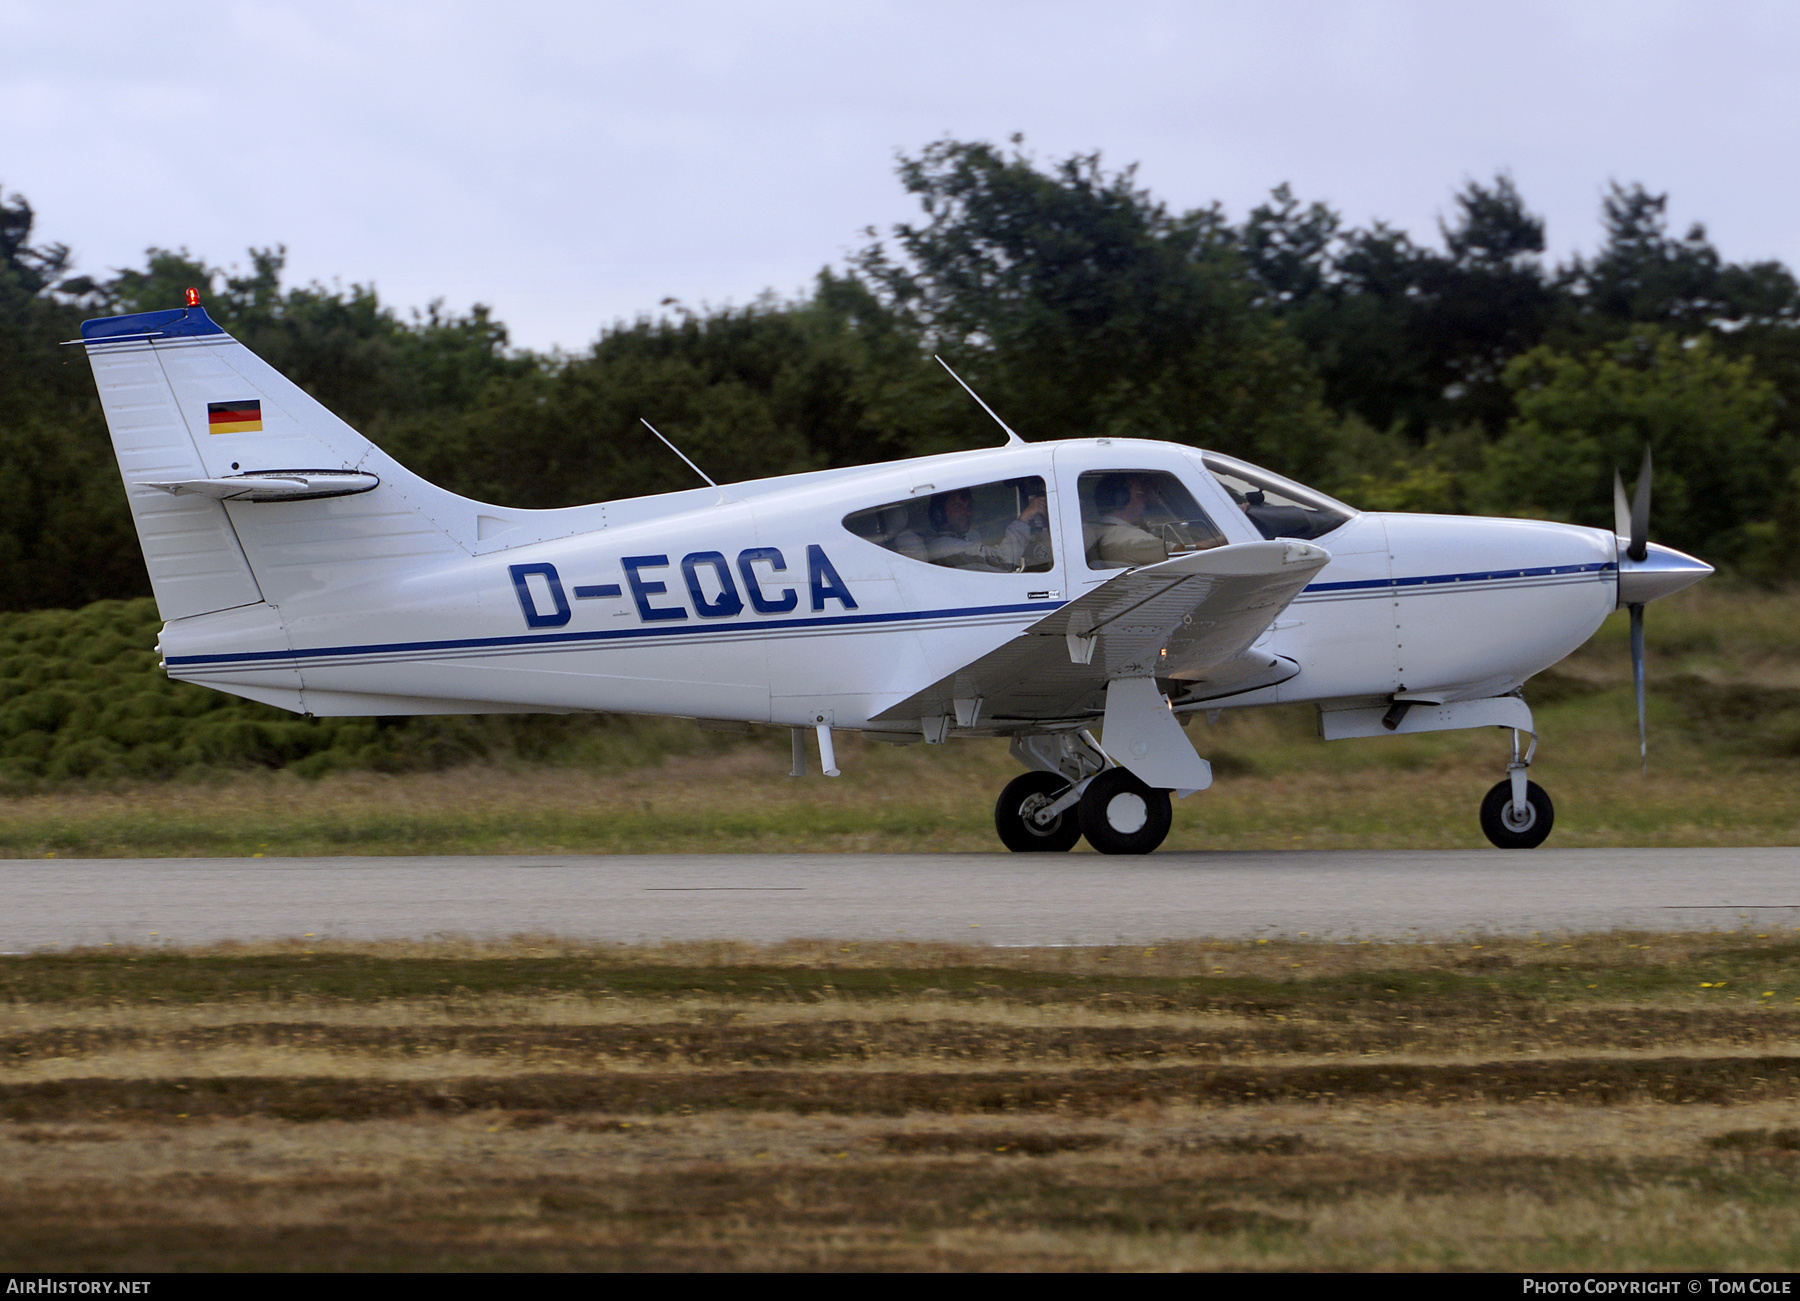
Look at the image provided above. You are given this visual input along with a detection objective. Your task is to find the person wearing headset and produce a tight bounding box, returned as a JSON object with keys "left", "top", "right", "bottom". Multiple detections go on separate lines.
{"left": 1087, "top": 473, "right": 1170, "bottom": 568}
{"left": 923, "top": 484, "right": 1048, "bottom": 571}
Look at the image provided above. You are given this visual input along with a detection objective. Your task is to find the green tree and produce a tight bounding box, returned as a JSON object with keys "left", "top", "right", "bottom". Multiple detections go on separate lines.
{"left": 1480, "top": 328, "right": 1784, "bottom": 562}
{"left": 852, "top": 139, "right": 1332, "bottom": 476}
{"left": 105, "top": 247, "right": 528, "bottom": 429}
{"left": 0, "top": 229, "right": 538, "bottom": 610}
{"left": 1276, "top": 175, "right": 1553, "bottom": 440}
{"left": 393, "top": 276, "right": 935, "bottom": 510}
{"left": 1296, "top": 220, "right": 1434, "bottom": 437}
{"left": 1416, "top": 174, "right": 1556, "bottom": 434}
{"left": 1237, "top": 183, "right": 1339, "bottom": 311}
{"left": 0, "top": 190, "right": 146, "bottom": 609}
{"left": 1558, "top": 183, "right": 1800, "bottom": 338}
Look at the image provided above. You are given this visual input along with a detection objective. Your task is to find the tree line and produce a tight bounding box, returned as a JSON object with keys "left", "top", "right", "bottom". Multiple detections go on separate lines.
{"left": 4, "top": 137, "right": 1798, "bottom": 614}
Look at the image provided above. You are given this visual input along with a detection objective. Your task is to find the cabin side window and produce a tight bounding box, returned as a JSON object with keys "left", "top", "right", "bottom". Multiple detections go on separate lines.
{"left": 843, "top": 476, "right": 1053, "bottom": 573}
{"left": 1078, "top": 470, "right": 1226, "bottom": 570}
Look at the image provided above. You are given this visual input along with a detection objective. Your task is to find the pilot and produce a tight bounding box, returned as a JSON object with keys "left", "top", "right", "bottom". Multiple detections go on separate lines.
{"left": 1088, "top": 474, "right": 1171, "bottom": 568}
{"left": 924, "top": 486, "right": 1047, "bottom": 571}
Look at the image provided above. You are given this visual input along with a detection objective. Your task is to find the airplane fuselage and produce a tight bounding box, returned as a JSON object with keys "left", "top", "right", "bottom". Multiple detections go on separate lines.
{"left": 158, "top": 437, "right": 1620, "bottom": 736}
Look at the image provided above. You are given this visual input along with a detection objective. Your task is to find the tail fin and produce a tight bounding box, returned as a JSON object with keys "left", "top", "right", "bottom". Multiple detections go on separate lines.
{"left": 81, "top": 305, "right": 477, "bottom": 620}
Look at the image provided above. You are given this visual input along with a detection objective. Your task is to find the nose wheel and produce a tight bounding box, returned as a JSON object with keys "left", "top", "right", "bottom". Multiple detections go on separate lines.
{"left": 1479, "top": 727, "right": 1553, "bottom": 849}
{"left": 1479, "top": 779, "right": 1554, "bottom": 849}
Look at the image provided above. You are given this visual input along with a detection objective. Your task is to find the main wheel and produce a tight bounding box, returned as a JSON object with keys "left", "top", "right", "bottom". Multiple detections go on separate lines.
{"left": 994, "top": 771, "right": 1082, "bottom": 852}
{"left": 1078, "top": 767, "right": 1173, "bottom": 855}
{"left": 1479, "top": 779, "right": 1554, "bottom": 849}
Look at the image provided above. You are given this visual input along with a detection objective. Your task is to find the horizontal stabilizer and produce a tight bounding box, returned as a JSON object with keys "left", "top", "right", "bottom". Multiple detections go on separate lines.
{"left": 137, "top": 470, "right": 380, "bottom": 502}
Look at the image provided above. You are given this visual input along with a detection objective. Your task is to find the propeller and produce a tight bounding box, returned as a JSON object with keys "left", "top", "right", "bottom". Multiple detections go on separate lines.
{"left": 1613, "top": 445, "right": 1651, "bottom": 565}
{"left": 1612, "top": 448, "right": 1652, "bottom": 772}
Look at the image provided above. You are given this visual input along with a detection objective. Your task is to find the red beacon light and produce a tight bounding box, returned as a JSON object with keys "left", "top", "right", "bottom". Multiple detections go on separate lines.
{"left": 184, "top": 287, "right": 199, "bottom": 307}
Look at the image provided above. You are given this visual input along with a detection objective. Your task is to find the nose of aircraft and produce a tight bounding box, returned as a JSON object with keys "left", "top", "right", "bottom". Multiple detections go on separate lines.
{"left": 1616, "top": 541, "right": 1713, "bottom": 607}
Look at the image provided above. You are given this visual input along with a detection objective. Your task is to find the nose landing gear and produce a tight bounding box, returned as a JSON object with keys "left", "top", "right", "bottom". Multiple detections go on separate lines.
{"left": 1479, "top": 727, "right": 1554, "bottom": 849}
{"left": 1480, "top": 779, "right": 1554, "bottom": 848}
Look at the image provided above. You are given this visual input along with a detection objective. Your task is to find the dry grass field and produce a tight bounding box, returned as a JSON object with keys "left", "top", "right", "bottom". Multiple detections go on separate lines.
{"left": 8, "top": 933, "right": 1800, "bottom": 1270}
{"left": 2, "top": 587, "right": 1797, "bottom": 1269}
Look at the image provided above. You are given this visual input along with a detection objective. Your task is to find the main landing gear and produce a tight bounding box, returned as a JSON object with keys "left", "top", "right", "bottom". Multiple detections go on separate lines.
{"left": 994, "top": 733, "right": 1175, "bottom": 855}
{"left": 1077, "top": 768, "right": 1172, "bottom": 855}
{"left": 1478, "top": 727, "right": 1554, "bottom": 849}
{"left": 994, "top": 771, "right": 1084, "bottom": 853}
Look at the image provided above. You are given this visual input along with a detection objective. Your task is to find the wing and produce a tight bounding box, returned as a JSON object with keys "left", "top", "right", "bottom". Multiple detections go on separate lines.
{"left": 872, "top": 539, "right": 1331, "bottom": 730}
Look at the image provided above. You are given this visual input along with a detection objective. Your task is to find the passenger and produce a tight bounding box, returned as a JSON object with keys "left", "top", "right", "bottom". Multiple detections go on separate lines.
{"left": 924, "top": 487, "right": 1047, "bottom": 571}
{"left": 1087, "top": 474, "right": 1171, "bottom": 568}
{"left": 870, "top": 504, "right": 927, "bottom": 562}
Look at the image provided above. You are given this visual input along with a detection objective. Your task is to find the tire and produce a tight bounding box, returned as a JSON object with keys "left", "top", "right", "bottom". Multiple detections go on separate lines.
{"left": 1479, "top": 779, "right": 1554, "bottom": 849}
{"left": 1078, "top": 767, "right": 1173, "bottom": 855}
{"left": 994, "top": 771, "right": 1082, "bottom": 853}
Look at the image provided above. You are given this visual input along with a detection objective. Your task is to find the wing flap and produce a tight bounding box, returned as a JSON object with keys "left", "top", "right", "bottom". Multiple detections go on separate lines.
{"left": 873, "top": 540, "right": 1330, "bottom": 728}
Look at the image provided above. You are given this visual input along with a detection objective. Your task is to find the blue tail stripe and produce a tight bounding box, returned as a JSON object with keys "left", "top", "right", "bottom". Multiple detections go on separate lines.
{"left": 81, "top": 306, "right": 227, "bottom": 341}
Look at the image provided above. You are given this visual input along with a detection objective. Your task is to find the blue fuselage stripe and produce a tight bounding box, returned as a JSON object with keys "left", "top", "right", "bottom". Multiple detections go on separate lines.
{"left": 1300, "top": 560, "right": 1613, "bottom": 594}
{"left": 164, "top": 601, "right": 1061, "bottom": 667}
{"left": 165, "top": 561, "right": 1615, "bottom": 670}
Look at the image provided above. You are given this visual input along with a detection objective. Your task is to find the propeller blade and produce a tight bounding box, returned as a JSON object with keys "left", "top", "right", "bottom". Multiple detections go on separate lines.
{"left": 1613, "top": 469, "right": 1631, "bottom": 543}
{"left": 1630, "top": 601, "right": 1647, "bottom": 774}
{"left": 1628, "top": 446, "right": 1651, "bottom": 563}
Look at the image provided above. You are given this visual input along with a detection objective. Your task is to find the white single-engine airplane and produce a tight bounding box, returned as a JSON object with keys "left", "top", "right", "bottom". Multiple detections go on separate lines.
{"left": 78, "top": 298, "right": 1712, "bottom": 854}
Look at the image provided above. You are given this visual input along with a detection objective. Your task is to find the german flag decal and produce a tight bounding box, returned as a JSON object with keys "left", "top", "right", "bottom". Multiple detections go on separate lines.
{"left": 207, "top": 400, "right": 262, "bottom": 434}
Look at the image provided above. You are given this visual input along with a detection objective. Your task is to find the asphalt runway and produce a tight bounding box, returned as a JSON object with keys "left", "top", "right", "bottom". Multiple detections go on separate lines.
{"left": 5, "top": 847, "right": 1800, "bottom": 951}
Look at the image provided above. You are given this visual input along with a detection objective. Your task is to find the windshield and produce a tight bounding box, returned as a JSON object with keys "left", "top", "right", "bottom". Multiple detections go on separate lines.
{"left": 1198, "top": 453, "right": 1356, "bottom": 541}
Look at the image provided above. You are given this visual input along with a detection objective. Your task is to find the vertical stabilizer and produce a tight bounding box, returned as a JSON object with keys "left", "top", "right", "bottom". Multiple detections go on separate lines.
{"left": 82, "top": 308, "right": 264, "bottom": 620}
{"left": 81, "top": 304, "right": 471, "bottom": 619}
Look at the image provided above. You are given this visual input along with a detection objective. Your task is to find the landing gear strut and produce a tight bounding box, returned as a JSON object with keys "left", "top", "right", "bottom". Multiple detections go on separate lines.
{"left": 1479, "top": 727, "right": 1554, "bottom": 849}
{"left": 994, "top": 732, "right": 1104, "bottom": 854}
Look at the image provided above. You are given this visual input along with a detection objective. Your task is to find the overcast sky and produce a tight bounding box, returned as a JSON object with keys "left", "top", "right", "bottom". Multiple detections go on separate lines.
{"left": 7, "top": 0, "right": 1799, "bottom": 353}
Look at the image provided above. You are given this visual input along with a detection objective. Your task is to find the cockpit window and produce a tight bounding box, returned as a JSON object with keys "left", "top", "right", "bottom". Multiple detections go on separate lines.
{"left": 843, "top": 476, "right": 1054, "bottom": 573}
{"left": 1078, "top": 470, "right": 1226, "bottom": 570}
{"left": 1200, "top": 453, "right": 1355, "bottom": 541}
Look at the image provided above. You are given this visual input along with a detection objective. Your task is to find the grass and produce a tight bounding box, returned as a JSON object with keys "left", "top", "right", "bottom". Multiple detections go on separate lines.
{"left": 0, "top": 582, "right": 1794, "bottom": 855}
{"left": 1, "top": 734, "right": 1798, "bottom": 856}
{"left": 9, "top": 933, "right": 1800, "bottom": 1269}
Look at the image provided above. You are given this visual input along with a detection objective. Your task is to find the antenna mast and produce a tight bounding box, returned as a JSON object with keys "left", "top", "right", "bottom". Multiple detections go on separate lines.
{"left": 640, "top": 419, "right": 728, "bottom": 502}
{"left": 935, "top": 356, "right": 1027, "bottom": 447}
